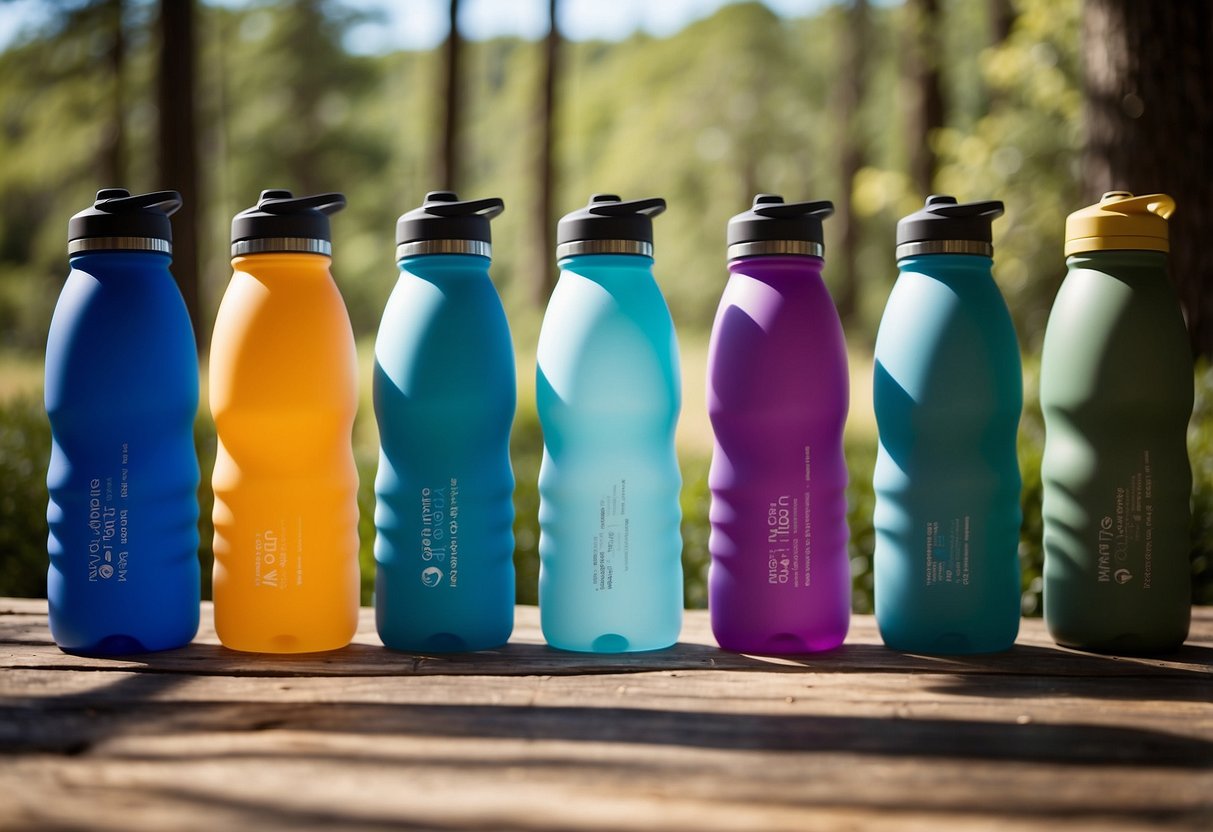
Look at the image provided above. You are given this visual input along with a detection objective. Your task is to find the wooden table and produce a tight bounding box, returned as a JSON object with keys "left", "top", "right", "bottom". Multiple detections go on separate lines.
{"left": 1, "top": 599, "right": 1210, "bottom": 831}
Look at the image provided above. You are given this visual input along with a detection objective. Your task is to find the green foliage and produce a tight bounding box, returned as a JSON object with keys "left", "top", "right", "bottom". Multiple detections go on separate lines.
{"left": 0, "top": 0, "right": 1087, "bottom": 353}
{"left": 0, "top": 395, "right": 49, "bottom": 597}
{"left": 1190, "top": 362, "right": 1213, "bottom": 605}
{"left": 845, "top": 439, "right": 878, "bottom": 614}
{"left": 680, "top": 454, "right": 711, "bottom": 609}
{"left": 510, "top": 402, "right": 543, "bottom": 605}
{"left": 195, "top": 411, "right": 216, "bottom": 600}
{"left": 1018, "top": 357, "right": 1046, "bottom": 614}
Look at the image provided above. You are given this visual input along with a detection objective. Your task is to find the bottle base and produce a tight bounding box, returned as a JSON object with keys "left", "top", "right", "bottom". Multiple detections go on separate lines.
{"left": 58, "top": 634, "right": 153, "bottom": 656}
{"left": 380, "top": 630, "right": 511, "bottom": 654}
{"left": 545, "top": 632, "right": 676, "bottom": 654}
{"left": 880, "top": 631, "right": 1017, "bottom": 655}
{"left": 217, "top": 632, "right": 353, "bottom": 654}
{"left": 1050, "top": 630, "right": 1188, "bottom": 657}
{"left": 714, "top": 630, "right": 847, "bottom": 655}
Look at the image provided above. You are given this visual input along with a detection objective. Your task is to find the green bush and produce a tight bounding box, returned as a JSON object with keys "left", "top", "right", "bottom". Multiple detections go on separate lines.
{"left": 1189, "top": 362, "right": 1213, "bottom": 605}
{"left": 0, "top": 394, "right": 49, "bottom": 597}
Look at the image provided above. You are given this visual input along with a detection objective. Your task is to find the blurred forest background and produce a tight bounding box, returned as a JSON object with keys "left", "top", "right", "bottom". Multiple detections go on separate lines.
{"left": 0, "top": 0, "right": 1210, "bottom": 612}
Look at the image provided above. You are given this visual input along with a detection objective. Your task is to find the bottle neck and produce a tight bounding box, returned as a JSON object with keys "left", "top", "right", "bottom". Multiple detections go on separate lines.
{"left": 558, "top": 253, "right": 655, "bottom": 281}
{"left": 727, "top": 254, "right": 824, "bottom": 278}
{"left": 1066, "top": 250, "right": 1168, "bottom": 272}
{"left": 69, "top": 251, "right": 172, "bottom": 274}
{"left": 231, "top": 252, "right": 333, "bottom": 276}
{"left": 896, "top": 253, "right": 994, "bottom": 276}
{"left": 398, "top": 253, "right": 491, "bottom": 277}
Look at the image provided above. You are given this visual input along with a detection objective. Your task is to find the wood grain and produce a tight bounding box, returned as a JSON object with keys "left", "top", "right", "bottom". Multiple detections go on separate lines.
{"left": 1, "top": 600, "right": 1210, "bottom": 831}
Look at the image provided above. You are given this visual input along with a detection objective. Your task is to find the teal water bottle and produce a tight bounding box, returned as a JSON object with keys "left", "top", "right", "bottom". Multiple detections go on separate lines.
{"left": 872, "top": 196, "right": 1022, "bottom": 654}
{"left": 536, "top": 194, "right": 683, "bottom": 653}
{"left": 373, "top": 192, "right": 515, "bottom": 652}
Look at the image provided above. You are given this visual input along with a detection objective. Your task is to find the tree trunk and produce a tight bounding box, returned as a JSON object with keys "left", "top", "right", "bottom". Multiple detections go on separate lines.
{"left": 834, "top": 0, "right": 869, "bottom": 326}
{"left": 102, "top": 0, "right": 125, "bottom": 186}
{"left": 157, "top": 0, "right": 203, "bottom": 351}
{"left": 988, "top": 0, "right": 1014, "bottom": 46}
{"left": 983, "top": 0, "right": 1016, "bottom": 114}
{"left": 440, "top": 0, "right": 463, "bottom": 191}
{"left": 903, "top": 0, "right": 944, "bottom": 198}
{"left": 1082, "top": 0, "right": 1213, "bottom": 359}
{"left": 534, "top": 0, "right": 560, "bottom": 306}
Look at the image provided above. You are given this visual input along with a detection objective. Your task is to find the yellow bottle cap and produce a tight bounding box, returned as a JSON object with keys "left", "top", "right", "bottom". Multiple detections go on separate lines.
{"left": 1064, "top": 191, "right": 1175, "bottom": 256}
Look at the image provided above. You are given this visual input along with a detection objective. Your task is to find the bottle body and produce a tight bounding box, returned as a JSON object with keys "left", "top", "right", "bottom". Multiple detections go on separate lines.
{"left": 536, "top": 254, "right": 683, "bottom": 652}
{"left": 45, "top": 252, "right": 200, "bottom": 654}
{"left": 1041, "top": 252, "right": 1192, "bottom": 654}
{"left": 373, "top": 254, "right": 516, "bottom": 652}
{"left": 707, "top": 256, "right": 850, "bottom": 653}
{"left": 210, "top": 253, "right": 360, "bottom": 653}
{"left": 872, "top": 254, "right": 1022, "bottom": 653}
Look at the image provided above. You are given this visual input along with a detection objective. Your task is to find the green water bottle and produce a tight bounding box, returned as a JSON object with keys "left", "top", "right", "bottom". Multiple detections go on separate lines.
{"left": 1041, "top": 192, "right": 1193, "bottom": 654}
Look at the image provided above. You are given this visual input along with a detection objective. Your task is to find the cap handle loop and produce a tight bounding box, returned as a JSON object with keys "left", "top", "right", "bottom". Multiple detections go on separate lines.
{"left": 1104, "top": 193, "right": 1176, "bottom": 220}
{"left": 929, "top": 200, "right": 1004, "bottom": 220}
{"left": 259, "top": 192, "right": 347, "bottom": 216}
{"left": 424, "top": 196, "right": 505, "bottom": 221}
{"left": 97, "top": 189, "right": 183, "bottom": 217}
{"left": 752, "top": 199, "right": 835, "bottom": 220}
{"left": 588, "top": 197, "right": 667, "bottom": 218}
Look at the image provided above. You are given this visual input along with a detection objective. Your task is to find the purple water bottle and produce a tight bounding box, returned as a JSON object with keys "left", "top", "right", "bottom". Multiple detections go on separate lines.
{"left": 707, "top": 195, "right": 850, "bottom": 653}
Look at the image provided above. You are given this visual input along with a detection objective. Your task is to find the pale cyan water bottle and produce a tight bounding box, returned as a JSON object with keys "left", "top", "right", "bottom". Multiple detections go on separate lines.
{"left": 374, "top": 191, "right": 516, "bottom": 652}
{"left": 536, "top": 194, "right": 683, "bottom": 653}
{"left": 872, "top": 196, "right": 1022, "bottom": 654}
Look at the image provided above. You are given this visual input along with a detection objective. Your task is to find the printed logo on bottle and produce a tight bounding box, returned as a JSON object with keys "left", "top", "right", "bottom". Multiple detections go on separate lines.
{"left": 86, "top": 443, "right": 131, "bottom": 583}
{"left": 1096, "top": 452, "right": 1154, "bottom": 588}
{"left": 420, "top": 480, "right": 460, "bottom": 589}
{"left": 254, "top": 529, "right": 282, "bottom": 588}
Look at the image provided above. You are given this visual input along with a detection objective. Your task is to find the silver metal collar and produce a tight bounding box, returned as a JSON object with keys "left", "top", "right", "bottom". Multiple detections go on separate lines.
{"left": 231, "top": 237, "right": 332, "bottom": 257}
{"left": 396, "top": 239, "right": 491, "bottom": 259}
{"left": 68, "top": 237, "right": 172, "bottom": 255}
{"left": 727, "top": 240, "right": 824, "bottom": 260}
{"left": 556, "top": 239, "right": 653, "bottom": 259}
{"left": 896, "top": 240, "right": 993, "bottom": 259}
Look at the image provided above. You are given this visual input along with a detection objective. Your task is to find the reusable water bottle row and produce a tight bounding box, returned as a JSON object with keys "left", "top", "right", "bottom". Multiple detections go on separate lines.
{"left": 44, "top": 186, "right": 1193, "bottom": 660}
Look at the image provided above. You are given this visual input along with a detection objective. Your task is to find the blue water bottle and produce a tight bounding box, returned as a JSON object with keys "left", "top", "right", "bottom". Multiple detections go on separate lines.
{"left": 374, "top": 191, "right": 516, "bottom": 652}
{"left": 45, "top": 189, "right": 200, "bottom": 655}
{"left": 872, "top": 195, "right": 1022, "bottom": 654}
{"left": 536, "top": 194, "right": 683, "bottom": 653}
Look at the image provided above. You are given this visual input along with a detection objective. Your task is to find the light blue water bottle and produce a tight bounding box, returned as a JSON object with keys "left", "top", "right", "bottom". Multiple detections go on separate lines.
{"left": 536, "top": 194, "right": 683, "bottom": 653}
{"left": 46, "top": 189, "right": 200, "bottom": 655}
{"left": 872, "top": 195, "right": 1022, "bottom": 654}
{"left": 374, "top": 191, "right": 515, "bottom": 652}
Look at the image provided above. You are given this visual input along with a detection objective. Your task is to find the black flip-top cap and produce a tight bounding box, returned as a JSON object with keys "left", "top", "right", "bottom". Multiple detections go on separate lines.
{"left": 395, "top": 191, "right": 505, "bottom": 258}
{"left": 727, "top": 194, "right": 834, "bottom": 259}
{"left": 231, "top": 189, "right": 346, "bottom": 255}
{"left": 896, "top": 194, "right": 1004, "bottom": 258}
{"left": 556, "top": 194, "right": 666, "bottom": 257}
{"left": 67, "top": 188, "right": 181, "bottom": 254}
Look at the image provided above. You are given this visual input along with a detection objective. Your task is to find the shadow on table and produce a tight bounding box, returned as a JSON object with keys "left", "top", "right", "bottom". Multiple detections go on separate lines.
{"left": 30, "top": 635, "right": 1213, "bottom": 687}
{"left": 5, "top": 670, "right": 1212, "bottom": 769}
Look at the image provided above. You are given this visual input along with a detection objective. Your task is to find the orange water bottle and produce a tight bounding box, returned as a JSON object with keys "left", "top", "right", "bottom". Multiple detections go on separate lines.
{"left": 210, "top": 190, "right": 360, "bottom": 652}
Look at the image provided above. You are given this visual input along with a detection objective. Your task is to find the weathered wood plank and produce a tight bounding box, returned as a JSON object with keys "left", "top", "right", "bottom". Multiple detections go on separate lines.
{"left": 1, "top": 599, "right": 1210, "bottom": 831}
{"left": 1, "top": 738, "right": 1209, "bottom": 831}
